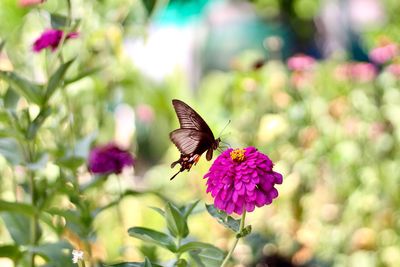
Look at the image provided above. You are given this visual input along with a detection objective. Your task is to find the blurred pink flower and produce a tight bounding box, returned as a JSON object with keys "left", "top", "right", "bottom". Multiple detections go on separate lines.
{"left": 386, "top": 64, "right": 400, "bottom": 77}
{"left": 204, "top": 147, "right": 282, "bottom": 215}
{"left": 19, "top": 0, "right": 45, "bottom": 7}
{"left": 33, "top": 29, "right": 78, "bottom": 53}
{"left": 335, "top": 62, "right": 377, "bottom": 83}
{"left": 351, "top": 62, "right": 377, "bottom": 82}
{"left": 369, "top": 43, "right": 398, "bottom": 64}
{"left": 287, "top": 54, "right": 316, "bottom": 72}
{"left": 136, "top": 104, "right": 155, "bottom": 124}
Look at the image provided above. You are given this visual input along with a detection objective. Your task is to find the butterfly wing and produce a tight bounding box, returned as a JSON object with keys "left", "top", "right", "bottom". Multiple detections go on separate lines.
{"left": 172, "top": 99, "right": 215, "bottom": 139}
{"left": 170, "top": 128, "right": 214, "bottom": 155}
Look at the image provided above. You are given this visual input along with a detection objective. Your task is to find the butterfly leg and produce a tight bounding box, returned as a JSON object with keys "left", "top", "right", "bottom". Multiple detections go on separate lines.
{"left": 170, "top": 155, "right": 194, "bottom": 180}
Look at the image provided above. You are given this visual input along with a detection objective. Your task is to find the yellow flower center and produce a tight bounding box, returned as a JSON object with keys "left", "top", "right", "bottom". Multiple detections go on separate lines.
{"left": 230, "top": 148, "right": 246, "bottom": 162}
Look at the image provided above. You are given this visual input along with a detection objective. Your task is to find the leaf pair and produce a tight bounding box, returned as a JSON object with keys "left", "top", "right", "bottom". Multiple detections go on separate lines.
{"left": 126, "top": 201, "right": 225, "bottom": 267}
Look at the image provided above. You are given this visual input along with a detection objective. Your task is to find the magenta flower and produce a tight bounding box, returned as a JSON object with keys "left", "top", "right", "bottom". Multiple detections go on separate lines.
{"left": 204, "top": 147, "right": 283, "bottom": 215}
{"left": 369, "top": 43, "right": 398, "bottom": 64}
{"left": 33, "top": 29, "right": 78, "bottom": 53}
{"left": 287, "top": 54, "right": 316, "bottom": 72}
{"left": 88, "top": 143, "right": 134, "bottom": 174}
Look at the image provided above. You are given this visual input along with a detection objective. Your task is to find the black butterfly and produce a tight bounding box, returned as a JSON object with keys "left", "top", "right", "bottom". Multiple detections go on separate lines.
{"left": 169, "top": 99, "right": 220, "bottom": 180}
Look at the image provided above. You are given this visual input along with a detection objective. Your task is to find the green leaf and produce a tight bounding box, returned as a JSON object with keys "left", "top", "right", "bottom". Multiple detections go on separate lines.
{"left": 142, "top": 0, "right": 157, "bottom": 16}
{"left": 174, "top": 258, "right": 187, "bottom": 267}
{"left": 165, "top": 202, "right": 188, "bottom": 238}
{"left": 1, "top": 213, "right": 31, "bottom": 245}
{"left": 0, "top": 245, "right": 22, "bottom": 261}
{"left": 28, "top": 241, "right": 74, "bottom": 267}
{"left": 182, "top": 200, "right": 200, "bottom": 219}
{"left": 205, "top": 204, "right": 240, "bottom": 232}
{"left": 143, "top": 257, "right": 153, "bottom": 267}
{"left": 0, "top": 200, "right": 37, "bottom": 216}
{"left": 45, "top": 59, "right": 75, "bottom": 101}
{"left": 50, "top": 13, "right": 68, "bottom": 29}
{"left": 189, "top": 247, "right": 224, "bottom": 267}
{"left": 128, "top": 227, "right": 177, "bottom": 252}
{"left": 4, "top": 87, "right": 20, "bottom": 110}
{"left": 0, "top": 71, "right": 43, "bottom": 105}
{"left": 149, "top": 206, "right": 165, "bottom": 217}
{"left": 177, "top": 242, "right": 222, "bottom": 254}
{"left": 64, "top": 66, "right": 103, "bottom": 85}
{"left": 236, "top": 225, "right": 252, "bottom": 238}
{"left": 0, "top": 138, "right": 23, "bottom": 165}
{"left": 106, "top": 257, "right": 162, "bottom": 267}
{"left": 26, "top": 106, "right": 52, "bottom": 139}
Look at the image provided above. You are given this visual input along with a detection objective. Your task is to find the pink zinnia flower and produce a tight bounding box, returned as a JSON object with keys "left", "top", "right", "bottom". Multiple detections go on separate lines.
{"left": 204, "top": 147, "right": 283, "bottom": 215}
{"left": 19, "top": 0, "right": 45, "bottom": 7}
{"left": 369, "top": 43, "right": 398, "bottom": 64}
{"left": 287, "top": 54, "right": 316, "bottom": 72}
{"left": 88, "top": 143, "right": 134, "bottom": 174}
{"left": 33, "top": 29, "right": 78, "bottom": 53}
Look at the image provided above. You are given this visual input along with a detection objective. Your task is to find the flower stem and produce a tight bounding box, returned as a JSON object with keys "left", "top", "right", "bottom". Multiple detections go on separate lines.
{"left": 220, "top": 210, "right": 247, "bottom": 267}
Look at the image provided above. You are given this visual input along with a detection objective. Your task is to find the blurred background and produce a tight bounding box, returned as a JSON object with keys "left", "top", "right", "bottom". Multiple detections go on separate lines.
{"left": 1, "top": 0, "right": 400, "bottom": 266}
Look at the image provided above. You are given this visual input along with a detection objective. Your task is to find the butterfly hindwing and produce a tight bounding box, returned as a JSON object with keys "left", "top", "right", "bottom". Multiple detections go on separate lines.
{"left": 170, "top": 128, "right": 214, "bottom": 155}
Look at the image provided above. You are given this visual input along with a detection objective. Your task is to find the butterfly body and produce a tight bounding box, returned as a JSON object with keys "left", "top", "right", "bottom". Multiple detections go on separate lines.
{"left": 169, "top": 99, "right": 220, "bottom": 180}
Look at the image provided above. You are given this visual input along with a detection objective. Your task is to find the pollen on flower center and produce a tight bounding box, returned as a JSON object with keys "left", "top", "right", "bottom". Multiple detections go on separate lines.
{"left": 230, "top": 148, "right": 246, "bottom": 162}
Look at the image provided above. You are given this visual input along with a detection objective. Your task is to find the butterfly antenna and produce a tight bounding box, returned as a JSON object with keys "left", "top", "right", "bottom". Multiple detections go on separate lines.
{"left": 220, "top": 140, "right": 231, "bottom": 148}
{"left": 170, "top": 170, "right": 181, "bottom": 180}
{"left": 218, "top": 120, "right": 231, "bottom": 138}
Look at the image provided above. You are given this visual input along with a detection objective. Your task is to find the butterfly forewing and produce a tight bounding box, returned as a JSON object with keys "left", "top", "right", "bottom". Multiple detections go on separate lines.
{"left": 172, "top": 99, "right": 215, "bottom": 137}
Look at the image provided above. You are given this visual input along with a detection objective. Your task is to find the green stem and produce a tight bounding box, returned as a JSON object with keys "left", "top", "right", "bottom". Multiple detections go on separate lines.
{"left": 27, "top": 145, "right": 38, "bottom": 267}
{"left": 220, "top": 210, "right": 246, "bottom": 267}
{"left": 115, "top": 175, "right": 128, "bottom": 254}
{"left": 176, "top": 236, "right": 182, "bottom": 260}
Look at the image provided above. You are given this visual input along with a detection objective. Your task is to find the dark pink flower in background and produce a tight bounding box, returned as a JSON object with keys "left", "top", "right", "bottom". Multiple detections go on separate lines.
{"left": 369, "top": 43, "right": 398, "bottom": 64}
{"left": 88, "top": 143, "right": 134, "bottom": 174}
{"left": 335, "top": 62, "right": 377, "bottom": 83}
{"left": 19, "top": 0, "right": 45, "bottom": 7}
{"left": 287, "top": 54, "right": 316, "bottom": 72}
{"left": 204, "top": 147, "right": 282, "bottom": 215}
{"left": 33, "top": 29, "right": 78, "bottom": 53}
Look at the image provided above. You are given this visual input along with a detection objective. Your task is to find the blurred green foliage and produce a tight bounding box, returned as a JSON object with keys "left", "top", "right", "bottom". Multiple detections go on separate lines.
{"left": 0, "top": 0, "right": 400, "bottom": 267}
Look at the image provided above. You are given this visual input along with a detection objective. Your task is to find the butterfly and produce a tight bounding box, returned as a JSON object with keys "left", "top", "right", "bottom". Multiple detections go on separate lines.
{"left": 169, "top": 99, "right": 221, "bottom": 180}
